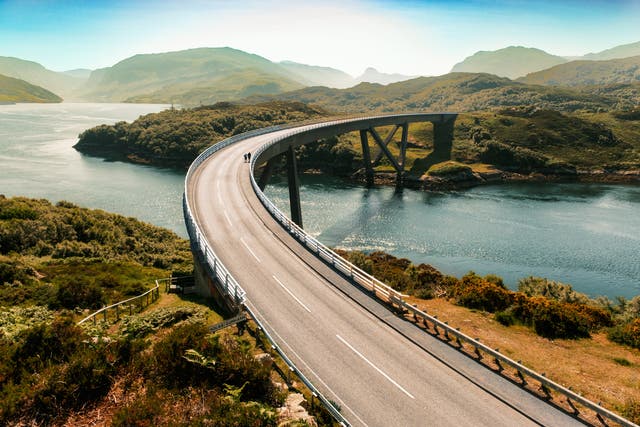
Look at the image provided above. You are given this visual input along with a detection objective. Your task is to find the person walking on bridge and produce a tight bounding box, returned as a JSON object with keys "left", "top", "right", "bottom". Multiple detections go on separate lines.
{"left": 247, "top": 152, "right": 251, "bottom": 162}
{"left": 243, "top": 153, "right": 247, "bottom": 162}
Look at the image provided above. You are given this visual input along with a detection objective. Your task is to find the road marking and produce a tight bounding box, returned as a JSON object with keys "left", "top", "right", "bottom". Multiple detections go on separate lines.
{"left": 216, "top": 181, "right": 223, "bottom": 204}
{"left": 272, "top": 275, "right": 311, "bottom": 313}
{"left": 223, "top": 209, "right": 233, "bottom": 226}
{"left": 336, "top": 334, "right": 415, "bottom": 400}
{"left": 245, "top": 303, "right": 368, "bottom": 427}
{"left": 240, "top": 237, "right": 261, "bottom": 263}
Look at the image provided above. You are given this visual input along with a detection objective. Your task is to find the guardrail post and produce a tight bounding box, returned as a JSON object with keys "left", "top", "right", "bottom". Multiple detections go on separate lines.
{"left": 103, "top": 308, "right": 107, "bottom": 323}
{"left": 115, "top": 305, "right": 119, "bottom": 321}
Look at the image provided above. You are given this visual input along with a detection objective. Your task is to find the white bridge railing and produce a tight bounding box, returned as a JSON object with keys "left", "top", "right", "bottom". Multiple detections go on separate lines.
{"left": 185, "top": 116, "right": 638, "bottom": 427}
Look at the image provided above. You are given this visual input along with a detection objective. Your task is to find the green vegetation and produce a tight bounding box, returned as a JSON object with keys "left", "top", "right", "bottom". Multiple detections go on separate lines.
{"left": 338, "top": 250, "right": 640, "bottom": 342}
{"left": 74, "top": 101, "right": 327, "bottom": 168}
{"left": 0, "top": 73, "right": 62, "bottom": 103}
{"left": 0, "top": 196, "right": 190, "bottom": 308}
{"left": 0, "top": 197, "right": 326, "bottom": 425}
{"left": 519, "top": 55, "right": 640, "bottom": 87}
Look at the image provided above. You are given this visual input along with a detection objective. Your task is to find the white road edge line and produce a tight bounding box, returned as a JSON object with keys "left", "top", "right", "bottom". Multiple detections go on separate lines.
{"left": 272, "top": 275, "right": 312, "bottom": 313}
{"left": 240, "top": 237, "right": 261, "bottom": 263}
{"left": 245, "top": 302, "right": 368, "bottom": 427}
{"left": 336, "top": 334, "right": 415, "bottom": 400}
{"left": 223, "top": 209, "right": 233, "bottom": 226}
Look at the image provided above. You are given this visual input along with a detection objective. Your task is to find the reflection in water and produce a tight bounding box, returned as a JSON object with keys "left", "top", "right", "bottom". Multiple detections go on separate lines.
{"left": 265, "top": 174, "right": 640, "bottom": 299}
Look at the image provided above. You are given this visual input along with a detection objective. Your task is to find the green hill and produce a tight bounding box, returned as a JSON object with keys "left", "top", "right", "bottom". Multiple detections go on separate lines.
{"left": 74, "top": 101, "right": 327, "bottom": 168}
{"left": 451, "top": 46, "right": 568, "bottom": 79}
{"left": 246, "top": 72, "right": 614, "bottom": 113}
{"left": 0, "top": 73, "right": 62, "bottom": 103}
{"left": 78, "top": 47, "right": 307, "bottom": 104}
{"left": 0, "top": 56, "right": 84, "bottom": 98}
{"left": 518, "top": 56, "right": 640, "bottom": 87}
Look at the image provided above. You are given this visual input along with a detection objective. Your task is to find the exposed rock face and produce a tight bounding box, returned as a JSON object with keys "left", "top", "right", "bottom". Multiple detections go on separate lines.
{"left": 278, "top": 393, "right": 317, "bottom": 426}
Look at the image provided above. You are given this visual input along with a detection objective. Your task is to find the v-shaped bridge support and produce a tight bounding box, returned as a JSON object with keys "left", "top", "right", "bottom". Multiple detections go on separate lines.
{"left": 360, "top": 123, "right": 409, "bottom": 186}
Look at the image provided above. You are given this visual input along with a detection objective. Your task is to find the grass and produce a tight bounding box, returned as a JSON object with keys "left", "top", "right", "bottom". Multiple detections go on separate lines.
{"left": 406, "top": 296, "right": 640, "bottom": 417}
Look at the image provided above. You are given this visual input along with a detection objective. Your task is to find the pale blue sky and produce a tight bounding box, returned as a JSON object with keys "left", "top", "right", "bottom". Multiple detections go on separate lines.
{"left": 1, "top": 0, "right": 638, "bottom": 76}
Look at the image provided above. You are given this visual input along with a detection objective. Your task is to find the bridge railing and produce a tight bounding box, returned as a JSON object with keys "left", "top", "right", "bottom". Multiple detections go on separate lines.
{"left": 248, "top": 119, "right": 638, "bottom": 427}
{"left": 183, "top": 124, "right": 352, "bottom": 426}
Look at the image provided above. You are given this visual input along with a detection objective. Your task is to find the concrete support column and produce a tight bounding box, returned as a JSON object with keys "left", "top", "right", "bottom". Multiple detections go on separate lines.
{"left": 360, "top": 130, "right": 374, "bottom": 187}
{"left": 258, "top": 157, "right": 278, "bottom": 191}
{"left": 432, "top": 117, "right": 455, "bottom": 161}
{"left": 286, "top": 146, "right": 303, "bottom": 228}
{"left": 398, "top": 123, "right": 409, "bottom": 182}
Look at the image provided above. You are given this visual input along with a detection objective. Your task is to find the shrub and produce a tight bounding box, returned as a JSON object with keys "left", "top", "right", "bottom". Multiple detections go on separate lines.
{"left": 427, "top": 161, "right": 472, "bottom": 176}
{"left": 55, "top": 279, "right": 105, "bottom": 310}
{"left": 514, "top": 297, "right": 591, "bottom": 339}
{"left": 452, "top": 272, "right": 514, "bottom": 312}
{"left": 608, "top": 319, "right": 640, "bottom": 349}
{"left": 495, "top": 310, "right": 516, "bottom": 326}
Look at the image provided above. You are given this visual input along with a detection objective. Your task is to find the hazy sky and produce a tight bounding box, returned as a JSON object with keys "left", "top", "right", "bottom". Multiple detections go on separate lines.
{"left": 1, "top": 0, "right": 639, "bottom": 76}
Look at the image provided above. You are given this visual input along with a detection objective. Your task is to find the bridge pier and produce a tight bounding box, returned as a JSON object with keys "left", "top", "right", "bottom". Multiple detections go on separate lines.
{"left": 432, "top": 115, "right": 456, "bottom": 161}
{"left": 191, "top": 250, "right": 240, "bottom": 315}
{"left": 258, "top": 157, "right": 277, "bottom": 191}
{"left": 286, "top": 146, "right": 303, "bottom": 228}
{"left": 360, "top": 130, "right": 374, "bottom": 186}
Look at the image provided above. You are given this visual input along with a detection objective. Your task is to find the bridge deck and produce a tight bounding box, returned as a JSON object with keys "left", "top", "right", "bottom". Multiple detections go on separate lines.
{"left": 187, "top": 123, "right": 582, "bottom": 427}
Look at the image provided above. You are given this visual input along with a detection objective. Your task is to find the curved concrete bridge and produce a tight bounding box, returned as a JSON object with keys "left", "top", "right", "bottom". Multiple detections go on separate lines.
{"left": 184, "top": 114, "right": 586, "bottom": 427}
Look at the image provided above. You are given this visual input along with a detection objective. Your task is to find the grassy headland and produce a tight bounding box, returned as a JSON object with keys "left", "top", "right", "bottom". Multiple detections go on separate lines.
{"left": 74, "top": 101, "right": 327, "bottom": 169}
{"left": 0, "top": 196, "right": 329, "bottom": 426}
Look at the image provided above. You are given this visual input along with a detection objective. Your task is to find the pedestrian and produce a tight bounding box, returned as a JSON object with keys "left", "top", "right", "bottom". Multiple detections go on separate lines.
{"left": 243, "top": 153, "right": 247, "bottom": 162}
{"left": 247, "top": 152, "right": 251, "bottom": 162}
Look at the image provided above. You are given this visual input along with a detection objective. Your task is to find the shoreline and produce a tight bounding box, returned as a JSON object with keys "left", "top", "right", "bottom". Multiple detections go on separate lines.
{"left": 349, "top": 168, "right": 640, "bottom": 191}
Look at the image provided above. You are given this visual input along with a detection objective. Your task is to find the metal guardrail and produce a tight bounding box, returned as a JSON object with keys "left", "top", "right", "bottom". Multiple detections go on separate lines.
{"left": 183, "top": 122, "right": 353, "bottom": 426}
{"left": 184, "top": 115, "right": 638, "bottom": 427}
{"left": 77, "top": 279, "right": 163, "bottom": 325}
{"left": 247, "top": 118, "right": 639, "bottom": 427}
{"left": 244, "top": 307, "right": 349, "bottom": 426}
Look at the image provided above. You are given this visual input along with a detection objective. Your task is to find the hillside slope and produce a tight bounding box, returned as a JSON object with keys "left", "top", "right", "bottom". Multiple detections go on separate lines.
{"left": 0, "top": 56, "right": 83, "bottom": 98}
{"left": 246, "top": 72, "right": 614, "bottom": 113}
{"left": 278, "top": 60, "right": 356, "bottom": 88}
{"left": 518, "top": 56, "right": 640, "bottom": 87}
{"left": 451, "top": 46, "right": 567, "bottom": 79}
{"left": 78, "top": 47, "right": 306, "bottom": 104}
{"left": 0, "top": 73, "right": 62, "bottom": 103}
{"left": 583, "top": 41, "right": 640, "bottom": 61}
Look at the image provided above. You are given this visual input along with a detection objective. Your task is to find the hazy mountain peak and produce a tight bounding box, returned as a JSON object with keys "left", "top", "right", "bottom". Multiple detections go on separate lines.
{"left": 356, "top": 67, "right": 414, "bottom": 85}
{"left": 582, "top": 41, "right": 640, "bottom": 61}
{"left": 278, "top": 60, "right": 356, "bottom": 88}
{"left": 451, "top": 46, "right": 567, "bottom": 79}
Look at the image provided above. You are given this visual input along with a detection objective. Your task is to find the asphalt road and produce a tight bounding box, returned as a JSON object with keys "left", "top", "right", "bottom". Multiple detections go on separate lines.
{"left": 186, "top": 124, "right": 584, "bottom": 427}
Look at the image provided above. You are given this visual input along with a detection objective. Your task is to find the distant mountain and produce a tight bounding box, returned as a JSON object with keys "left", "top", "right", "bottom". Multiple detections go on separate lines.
{"left": 451, "top": 46, "right": 567, "bottom": 79}
{"left": 78, "top": 47, "right": 306, "bottom": 104}
{"left": 518, "top": 56, "right": 640, "bottom": 87}
{"left": 583, "top": 41, "right": 640, "bottom": 61}
{"left": 0, "top": 73, "right": 62, "bottom": 103}
{"left": 356, "top": 67, "right": 414, "bottom": 85}
{"left": 62, "top": 68, "right": 92, "bottom": 79}
{"left": 278, "top": 61, "right": 355, "bottom": 88}
{"left": 244, "top": 72, "right": 615, "bottom": 113}
{"left": 0, "top": 56, "right": 83, "bottom": 98}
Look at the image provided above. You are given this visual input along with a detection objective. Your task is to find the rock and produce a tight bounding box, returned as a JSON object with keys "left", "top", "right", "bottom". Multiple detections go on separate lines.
{"left": 278, "top": 392, "right": 317, "bottom": 426}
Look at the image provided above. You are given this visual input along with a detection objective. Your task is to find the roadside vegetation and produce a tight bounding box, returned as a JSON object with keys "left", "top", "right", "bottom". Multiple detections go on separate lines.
{"left": 0, "top": 196, "right": 326, "bottom": 426}
{"left": 337, "top": 249, "right": 640, "bottom": 421}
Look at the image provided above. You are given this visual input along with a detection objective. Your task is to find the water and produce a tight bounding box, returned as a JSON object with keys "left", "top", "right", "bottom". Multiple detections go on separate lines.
{"left": 265, "top": 175, "right": 640, "bottom": 299}
{"left": 0, "top": 103, "right": 187, "bottom": 236}
{"left": 2, "top": 103, "right": 638, "bottom": 298}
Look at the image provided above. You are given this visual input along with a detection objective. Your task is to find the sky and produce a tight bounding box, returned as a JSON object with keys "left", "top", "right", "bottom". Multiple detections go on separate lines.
{"left": 1, "top": 0, "right": 639, "bottom": 76}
